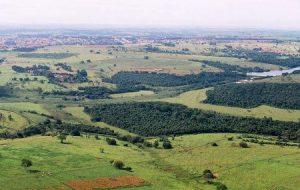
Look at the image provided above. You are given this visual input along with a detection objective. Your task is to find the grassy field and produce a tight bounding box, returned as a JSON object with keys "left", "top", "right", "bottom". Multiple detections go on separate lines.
{"left": 163, "top": 88, "right": 300, "bottom": 122}
{"left": 0, "top": 110, "right": 29, "bottom": 132}
{"left": 0, "top": 133, "right": 298, "bottom": 190}
{"left": 63, "top": 106, "right": 136, "bottom": 136}
{"left": 110, "top": 90, "right": 155, "bottom": 98}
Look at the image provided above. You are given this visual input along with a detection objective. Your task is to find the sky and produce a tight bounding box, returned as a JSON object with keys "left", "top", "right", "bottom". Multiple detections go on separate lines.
{"left": 0, "top": 0, "right": 300, "bottom": 29}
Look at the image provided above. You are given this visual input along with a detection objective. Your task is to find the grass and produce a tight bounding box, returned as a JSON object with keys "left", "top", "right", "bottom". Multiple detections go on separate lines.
{"left": 163, "top": 88, "right": 300, "bottom": 122}
{"left": 0, "top": 134, "right": 299, "bottom": 190}
{"left": 0, "top": 110, "right": 29, "bottom": 132}
{"left": 63, "top": 106, "right": 136, "bottom": 136}
{"left": 17, "top": 53, "right": 77, "bottom": 59}
{"left": 0, "top": 102, "right": 50, "bottom": 115}
{"left": 110, "top": 90, "right": 155, "bottom": 98}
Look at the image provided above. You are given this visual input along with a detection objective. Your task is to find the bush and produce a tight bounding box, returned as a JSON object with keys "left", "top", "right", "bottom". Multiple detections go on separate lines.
{"left": 70, "top": 129, "right": 81, "bottom": 136}
{"left": 203, "top": 169, "right": 214, "bottom": 182}
{"left": 124, "top": 166, "right": 132, "bottom": 172}
{"left": 239, "top": 141, "right": 249, "bottom": 148}
{"left": 113, "top": 160, "right": 124, "bottom": 169}
{"left": 143, "top": 141, "right": 153, "bottom": 147}
{"left": 216, "top": 183, "right": 228, "bottom": 190}
{"left": 21, "top": 159, "right": 32, "bottom": 168}
{"left": 57, "top": 133, "right": 67, "bottom": 143}
{"left": 153, "top": 140, "right": 159, "bottom": 148}
{"left": 106, "top": 138, "right": 117, "bottom": 145}
{"left": 227, "top": 137, "right": 234, "bottom": 141}
{"left": 163, "top": 141, "right": 172, "bottom": 149}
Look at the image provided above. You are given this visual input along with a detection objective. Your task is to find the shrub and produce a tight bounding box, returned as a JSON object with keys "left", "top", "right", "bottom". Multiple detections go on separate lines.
{"left": 239, "top": 141, "right": 249, "bottom": 148}
{"left": 124, "top": 166, "right": 132, "bottom": 172}
{"left": 163, "top": 141, "right": 173, "bottom": 149}
{"left": 113, "top": 160, "right": 124, "bottom": 169}
{"left": 70, "top": 129, "right": 80, "bottom": 136}
{"left": 106, "top": 138, "right": 117, "bottom": 145}
{"left": 99, "top": 148, "right": 104, "bottom": 153}
{"left": 203, "top": 169, "right": 214, "bottom": 183}
{"left": 143, "top": 141, "right": 153, "bottom": 147}
{"left": 21, "top": 159, "right": 32, "bottom": 168}
{"left": 227, "top": 137, "right": 234, "bottom": 141}
{"left": 216, "top": 183, "right": 228, "bottom": 190}
{"left": 57, "top": 133, "right": 67, "bottom": 143}
{"left": 153, "top": 140, "right": 159, "bottom": 148}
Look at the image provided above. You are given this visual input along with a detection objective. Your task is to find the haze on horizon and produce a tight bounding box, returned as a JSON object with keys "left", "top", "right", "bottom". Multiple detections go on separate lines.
{"left": 0, "top": 0, "right": 300, "bottom": 30}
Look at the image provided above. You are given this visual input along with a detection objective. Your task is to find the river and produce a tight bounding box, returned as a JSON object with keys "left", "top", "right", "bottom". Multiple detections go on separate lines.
{"left": 247, "top": 66, "right": 300, "bottom": 77}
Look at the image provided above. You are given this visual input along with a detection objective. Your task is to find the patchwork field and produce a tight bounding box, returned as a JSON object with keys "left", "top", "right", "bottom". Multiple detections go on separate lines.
{"left": 1, "top": 39, "right": 299, "bottom": 190}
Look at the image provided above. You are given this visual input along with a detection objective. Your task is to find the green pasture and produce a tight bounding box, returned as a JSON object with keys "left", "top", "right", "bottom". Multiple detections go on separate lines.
{"left": 0, "top": 134, "right": 299, "bottom": 190}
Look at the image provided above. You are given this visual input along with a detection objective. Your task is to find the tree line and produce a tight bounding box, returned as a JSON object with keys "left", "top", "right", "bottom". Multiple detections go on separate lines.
{"left": 204, "top": 83, "right": 300, "bottom": 109}
{"left": 104, "top": 71, "right": 244, "bottom": 87}
{"left": 84, "top": 102, "right": 300, "bottom": 140}
{"left": 189, "top": 59, "right": 266, "bottom": 73}
{"left": 220, "top": 48, "right": 300, "bottom": 68}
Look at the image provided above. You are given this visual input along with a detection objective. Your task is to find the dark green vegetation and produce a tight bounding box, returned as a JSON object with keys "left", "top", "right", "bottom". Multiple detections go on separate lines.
{"left": 220, "top": 48, "right": 300, "bottom": 68}
{"left": 204, "top": 83, "right": 300, "bottom": 109}
{"left": 0, "top": 120, "right": 115, "bottom": 139}
{"left": 55, "top": 63, "right": 73, "bottom": 72}
{"left": 190, "top": 60, "right": 266, "bottom": 73}
{"left": 18, "top": 53, "right": 76, "bottom": 59}
{"left": 105, "top": 71, "right": 244, "bottom": 87}
{"left": 84, "top": 102, "right": 300, "bottom": 139}
{"left": 12, "top": 65, "right": 88, "bottom": 84}
{"left": 54, "top": 86, "right": 113, "bottom": 99}
{"left": 0, "top": 86, "right": 13, "bottom": 97}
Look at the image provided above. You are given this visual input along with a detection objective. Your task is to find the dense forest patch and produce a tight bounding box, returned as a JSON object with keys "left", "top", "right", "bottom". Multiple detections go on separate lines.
{"left": 0, "top": 86, "right": 13, "bottom": 97}
{"left": 204, "top": 83, "right": 300, "bottom": 109}
{"left": 18, "top": 53, "right": 77, "bottom": 59}
{"left": 220, "top": 48, "right": 300, "bottom": 68}
{"left": 104, "top": 71, "right": 244, "bottom": 87}
{"left": 84, "top": 102, "right": 299, "bottom": 139}
{"left": 189, "top": 60, "right": 266, "bottom": 73}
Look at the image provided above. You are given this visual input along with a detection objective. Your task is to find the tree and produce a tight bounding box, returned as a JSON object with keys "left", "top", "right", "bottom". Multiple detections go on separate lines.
{"left": 203, "top": 169, "right": 214, "bottom": 183}
{"left": 106, "top": 138, "right": 117, "bottom": 145}
{"left": 21, "top": 159, "right": 32, "bottom": 169}
{"left": 239, "top": 141, "right": 249, "bottom": 148}
{"left": 153, "top": 140, "right": 159, "bottom": 148}
{"left": 113, "top": 160, "right": 124, "bottom": 169}
{"left": 8, "top": 114, "right": 13, "bottom": 121}
{"left": 216, "top": 183, "right": 228, "bottom": 190}
{"left": 163, "top": 141, "right": 172, "bottom": 149}
{"left": 70, "top": 129, "right": 80, "bottom": 136}
{"left": 58, "top": 133, "right": 67, "bottom": 143}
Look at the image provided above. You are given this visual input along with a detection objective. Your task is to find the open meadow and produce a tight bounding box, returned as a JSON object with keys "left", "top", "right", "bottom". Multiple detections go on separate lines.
{"left": 0, "top": 133, "right": 299, "bottom": 190}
